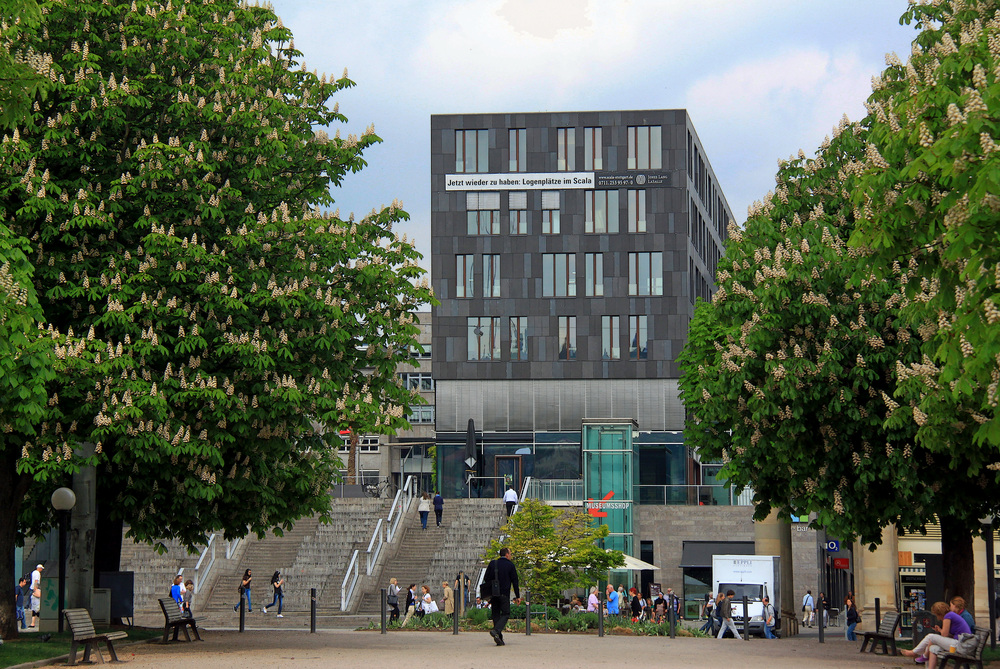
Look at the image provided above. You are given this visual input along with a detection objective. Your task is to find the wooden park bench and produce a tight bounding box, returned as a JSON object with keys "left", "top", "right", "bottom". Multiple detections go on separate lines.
{"left": 63, "top": 607, "right": 128, "bottom": 666}
{"left": 938, "top": 628, "right": 990, "bottom": 669}
{"left": 859, "top": 610, "right": 901, "bottom": 655}
{"left": 157, "top": 597, "right": 202, "bottom": 643}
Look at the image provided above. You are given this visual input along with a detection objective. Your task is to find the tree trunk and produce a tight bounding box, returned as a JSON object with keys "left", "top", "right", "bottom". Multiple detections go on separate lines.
{"left": 0, "top": 455, "right": 31, "bottom": 640}
{"left": 940, "top": 514, "right": 975, "bottom": 612}
{"left": 348, "top": 431, "right": 358, "bottom": 485}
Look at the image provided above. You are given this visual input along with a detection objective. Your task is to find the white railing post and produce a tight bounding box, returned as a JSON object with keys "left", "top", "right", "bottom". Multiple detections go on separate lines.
{"left": 341, "top": 550, "right": 360, "bottom": 611}
{"left": 193, "top": 534, "right": 216, "bottom": 593}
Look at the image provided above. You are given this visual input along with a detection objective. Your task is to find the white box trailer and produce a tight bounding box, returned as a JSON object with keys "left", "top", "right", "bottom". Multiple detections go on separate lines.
{"left": 712, "top": 555, "right": 781, "bottom": 636}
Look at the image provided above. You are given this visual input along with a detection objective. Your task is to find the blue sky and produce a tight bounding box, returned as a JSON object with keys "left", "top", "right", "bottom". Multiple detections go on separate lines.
{"left": 270, "top": 0, "right": 919, "bottom": 270}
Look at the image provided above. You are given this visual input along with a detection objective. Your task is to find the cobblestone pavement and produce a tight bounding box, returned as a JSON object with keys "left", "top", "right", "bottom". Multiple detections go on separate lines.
{"left": 107, "top": 626, "right": 916, "bottom": 669}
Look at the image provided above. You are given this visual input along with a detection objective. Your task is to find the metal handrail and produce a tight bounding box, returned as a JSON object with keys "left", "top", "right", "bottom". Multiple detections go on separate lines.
{"left": 341, "top": 476, "right": 415, "bottom": 611}
{"left": 366, "top": 519, "right": 384, "bottom": 574}
{"left": 387, "top": 475, "right": 415, "bottom": 543}
{"left": 511, "top": 475, "right": 532, "bottom": 514}
{"left": 192, "top": 534, "right": 216, "bottom": 593}
{"left": 226, "top": 536, "right": 242, "bottom": 560}
{"left": 341, "top": 550, "right": 360, "bottom": 611}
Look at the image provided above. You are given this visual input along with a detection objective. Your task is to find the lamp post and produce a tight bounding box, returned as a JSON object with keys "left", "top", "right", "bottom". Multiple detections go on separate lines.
{"left": 980, "top": 516, "right": 997, "bottom": 650}
{"left": 51, "top": 487, "right": 77, "bottom": 633}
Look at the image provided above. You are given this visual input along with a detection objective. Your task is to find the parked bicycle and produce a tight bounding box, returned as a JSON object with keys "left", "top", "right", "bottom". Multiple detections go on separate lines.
{"left": 364, "top": 477, "right": 397, "bottom": 498}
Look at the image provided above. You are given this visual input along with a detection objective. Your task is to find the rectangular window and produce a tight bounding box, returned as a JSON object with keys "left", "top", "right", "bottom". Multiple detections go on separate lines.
{"left": 456, "top": 254, "right": 474, "bottom": 298}
{"left": 509, "top": 191, "right": 528, "bottom": 234}
{"left": 456, "top": 129, "right": 488, "bottom": 173}
{"left": 408, "top": 405, "right": 435, "bottom": 424}
{"left": 398, "top": 372, "right": 435, "bottom": 391}
{"left": 558, "top": 316, "right": 577, "bottom": 361}
{"left": 509, "top": 317, "right": 528, "bottom": 361}
{"left": 557, "top": 127, "right": 575, "bottom": 171}
{"left": 541, "top": 191, "right": 560, "bottom": 234}
{"left": 542, "top": 253, "right": 576, "bottom": 297}
{"left": 585, "top": 190, "right": 619, "bottom": 233}
{"left": 602, "top": 315, "right": 620, "bottom": 360}
{"left": 509, "top": 128, "right": 526, "bottom": 172}
{"left": 339, "top": 435, "right": 381, "bottom": 452}
{"left": 629, "top": 315, "right": 648, "bottom": 360}
{"left": 483, "top": 254, "right": 500, "bottom": 298}
{"left": 468, "top": 316, "right": 501, "bottom": 361}
{"left": 584, "top": 127, "right": 603, "bottom": 170}
{"left": 467, "top": 192, "right": 500, "bottom": 235}
{"left": 627, "top": 189, "right": 646, "bottom": 233}
{"left": 627, "top": 125, "right": 662, "bottom": 169}
{"left": 628, "top": 252, "right": 663, "bottom": 296}
{"left": 584, "top": 253, "right": 604, "bottom": 297}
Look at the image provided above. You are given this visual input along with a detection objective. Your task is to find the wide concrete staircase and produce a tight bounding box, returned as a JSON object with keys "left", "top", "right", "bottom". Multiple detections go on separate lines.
{"left": 120, "top": 534, "right": 202, "bottom": 618}
{"left": 202, "top": 498, "right": 391, "bottom": 613}
{"left": 355, "top": 498, "right": 506, "bottom": 615}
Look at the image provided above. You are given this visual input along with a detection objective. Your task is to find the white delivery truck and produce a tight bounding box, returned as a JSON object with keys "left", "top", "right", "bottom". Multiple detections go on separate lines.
{"left": 712, "top": 555, "right": 781, "bottom": 637}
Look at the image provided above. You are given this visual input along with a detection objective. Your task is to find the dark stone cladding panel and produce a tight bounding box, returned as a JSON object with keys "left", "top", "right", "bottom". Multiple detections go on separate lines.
{"left": 431, "top": 111, "right": 731, "bottom": 383}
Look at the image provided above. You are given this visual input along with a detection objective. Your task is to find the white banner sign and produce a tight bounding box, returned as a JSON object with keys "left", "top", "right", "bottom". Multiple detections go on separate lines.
{"left": 445, "top": 172, "right": 596, "bottom": 191}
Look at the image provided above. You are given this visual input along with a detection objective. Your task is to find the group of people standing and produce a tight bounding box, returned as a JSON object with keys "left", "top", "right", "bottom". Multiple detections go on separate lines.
{"left": 13, "top": 564, "right": 44, "bottom": 630}
{"left": 387, "top": 577, "right": 457, "bottom": 625}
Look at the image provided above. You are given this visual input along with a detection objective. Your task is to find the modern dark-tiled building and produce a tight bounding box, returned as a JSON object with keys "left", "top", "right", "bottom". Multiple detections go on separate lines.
{"left": 430, "top": 110, "right": 735, "bottom": 572}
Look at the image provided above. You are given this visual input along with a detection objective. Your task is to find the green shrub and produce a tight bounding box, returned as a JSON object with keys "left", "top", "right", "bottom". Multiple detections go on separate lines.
{"left": 509, "top": 603, "right": 561, "bottom": 620}
{"left": 464, "top": 607, "right": 491, "bottom": 626}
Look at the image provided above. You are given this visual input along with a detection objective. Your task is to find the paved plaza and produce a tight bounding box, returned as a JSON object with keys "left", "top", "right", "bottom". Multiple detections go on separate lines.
{"left": 95, "top": 626, "right": 917, "bottom": 669}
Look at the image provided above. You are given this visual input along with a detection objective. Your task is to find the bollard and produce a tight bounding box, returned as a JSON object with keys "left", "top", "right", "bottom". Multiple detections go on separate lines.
{"left": 875, "top": 597, "right": 881, "bottom": 630}
{"left": 381, "top": 587, "right": 387, "bottom": 634}
{"left": 598, "top": 596, "right": 604, "bottom": 637}
{"left": 453, "top": 586, "right": 460, "bottom": 635}
{"left": 818, "top": 596, "right": 825, "bottom": 643}
{"left": 458, "top": 571, "right": 465, "bottom": 618}
{"left": 742, "top": 596, "right": 749, "bottom": 641}
{"left": 310, "top": 587, "right": 317, "bottom": 633}
{"left": 525, "top": 592, "right": 531, "bottom": 636}
{"left": 669, "top": 594, "right": 676, "bottom": 638}
{"left": 239, "top": 591, "right": 245, "bottom": 633}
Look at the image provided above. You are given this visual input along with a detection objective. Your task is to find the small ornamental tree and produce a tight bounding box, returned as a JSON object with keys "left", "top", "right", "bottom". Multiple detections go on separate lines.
{"left": 0, "top": 0, "right": 433, "bottom": 638}
{"left": 484, "top": 498, "right": 624, "bottom": 605}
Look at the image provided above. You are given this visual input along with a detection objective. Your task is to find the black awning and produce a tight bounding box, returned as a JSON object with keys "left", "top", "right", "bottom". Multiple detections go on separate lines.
{"left": 679, "top": 540, "right": 755, "bottom": 568}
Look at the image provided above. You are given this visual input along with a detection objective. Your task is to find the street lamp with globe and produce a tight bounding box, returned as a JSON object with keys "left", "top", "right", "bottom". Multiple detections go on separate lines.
{"left": 51, "top": 487, "right": 77, "bottom": 633}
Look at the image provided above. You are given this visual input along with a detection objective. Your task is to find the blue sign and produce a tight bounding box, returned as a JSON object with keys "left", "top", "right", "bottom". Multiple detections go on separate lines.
{"left": 825, "top": 539, "right": 840, "bottom": 552}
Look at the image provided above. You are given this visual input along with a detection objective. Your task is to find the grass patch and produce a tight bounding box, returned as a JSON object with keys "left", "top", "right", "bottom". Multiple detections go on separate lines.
{"left": 0, "top": 626, "right": 160, "bottom": 668}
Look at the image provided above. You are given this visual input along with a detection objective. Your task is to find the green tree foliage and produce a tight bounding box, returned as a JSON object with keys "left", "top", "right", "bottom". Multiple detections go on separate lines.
{"left": 0, "top": 0, "right": 433, "bottom": 638}
{"left": 679, "top": 1, "right": 1000, "bottom": 604}
{"left": 851, "top": 1, "right": 1000, "bottom": 453}
{"left": 484, "top": 499, "right": 624, "bottom": 605}
{"left": 0, "top": 0, "right": 50, "bottom": 129}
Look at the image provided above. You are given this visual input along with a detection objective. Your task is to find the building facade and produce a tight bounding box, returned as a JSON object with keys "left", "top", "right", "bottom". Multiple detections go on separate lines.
{"left": 430, "top": 110, "right": 742, "bottom": 604}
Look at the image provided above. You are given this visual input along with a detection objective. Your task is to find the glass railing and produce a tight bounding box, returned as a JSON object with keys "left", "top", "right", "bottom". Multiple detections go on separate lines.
{"left": 521, "top": 479, "right": 753, "bottom": 507}
{"left": 636, "top": 484, "right": 753, "bottom": 506}
{"left": 525, "top": 478, "right": 584, "bottom": 502}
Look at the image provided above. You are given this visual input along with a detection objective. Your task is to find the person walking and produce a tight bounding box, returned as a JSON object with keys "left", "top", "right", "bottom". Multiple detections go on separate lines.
{"left": 418, "top": 493, "right": 430, "bottom": 530}
{"left": 484, "top": 547, "right": 520, "bottom": 646}
{"left": 433, "top": 491, "right": 444, "bottom": 527}
{"left": 763, "top": 595, "right": 777, "bottom": 639}
{"left": 442, "top": 580, "right": 454, "bottom": 617}
{"left": 401, "top": 584, "right": 417, "bottom": 626}
{"left": 699, "top": 593, "right": 716, "bottom": 634}
{"left": 262, "top": 570, "right": 285, "bottom": 617}
{"left": 421, "top": 585, "right": 439, "bottom": 614}
{"left": 802, "top": 589, "right": 815, "bottom": 628}
{"left": 587, "top": 586, "right": 600, "bottom": 612}
{"left": 717, "top": 590, "right": 741, "bottom": 639}
{"left": 503, "top": 485, "right": 518, "bottom": 516}
{"left": 845, "top": 596, "right": 859, "bottom": 641}
{"left": 233, "top": 568, "right": 252, "bottom": 613}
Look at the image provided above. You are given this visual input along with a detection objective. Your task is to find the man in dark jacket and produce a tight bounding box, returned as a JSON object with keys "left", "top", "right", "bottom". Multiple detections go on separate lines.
{"left": 433, "top": 492, "right": 444, "bottom": 527}
{"left": 484, "top": 547, "right": 520, "bottom": 645}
